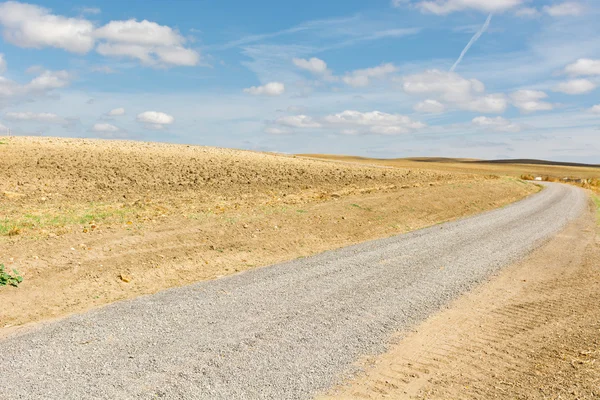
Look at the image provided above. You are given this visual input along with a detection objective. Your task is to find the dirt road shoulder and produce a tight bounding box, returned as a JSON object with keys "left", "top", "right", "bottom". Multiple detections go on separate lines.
{"left": 321, "top": 197, "right": 600, "bottom": 399}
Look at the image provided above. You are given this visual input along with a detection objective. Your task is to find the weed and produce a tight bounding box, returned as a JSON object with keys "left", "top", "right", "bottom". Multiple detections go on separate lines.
{"left": 0, "top": 264, "right": 23, "bottom": 287}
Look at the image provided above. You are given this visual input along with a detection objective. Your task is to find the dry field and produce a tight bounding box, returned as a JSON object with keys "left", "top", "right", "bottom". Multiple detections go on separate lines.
{"left": 0, "top": 136, "right": 538, "bottom": 330}
{"left": 301, "top": 154, "right": 600, "bottom": 182}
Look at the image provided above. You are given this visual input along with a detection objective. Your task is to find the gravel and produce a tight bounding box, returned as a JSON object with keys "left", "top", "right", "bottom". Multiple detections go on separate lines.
{"left": 0, "top": 183, "right": 587, "bottom": 400}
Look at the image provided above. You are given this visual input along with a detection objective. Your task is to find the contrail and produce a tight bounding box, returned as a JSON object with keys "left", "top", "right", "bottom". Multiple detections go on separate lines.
{"left": 450, "top": 13, "right": 493, "bottom": 72}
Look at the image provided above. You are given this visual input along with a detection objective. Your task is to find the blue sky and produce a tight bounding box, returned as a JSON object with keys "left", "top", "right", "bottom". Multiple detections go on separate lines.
{"left": 0, "top": 0, "right": 599, "bottom": 162}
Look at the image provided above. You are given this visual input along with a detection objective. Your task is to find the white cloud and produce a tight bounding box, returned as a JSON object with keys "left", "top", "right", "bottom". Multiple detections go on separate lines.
{"left": 94, "top": 19, "right": 200, "bottom": 67}
{"left": 413, "top": 0, "right": 524, "bottom": 15}
{"left": 107, "top": 107, "right": 125, "bottom": 116}
{"left": 0, "top": 53, "right": 6, "bottom": 74}
{"left": 564, "top": 58, "right": 600, "bottom": 76}
{"left": 472, "top": 116, "right": 521, "bottom": 132}
{"left": 589, "top": 105, "right": 600, "bottom": 113}
{"left": 543, "top": 2, "right": 585, "bottom": 17}
{"left": 243, "top": 82, "right": 285, "bottom": 96}
{"left": 515, "top": 7, "right": 540, "bottom": 17}
{"left": 402, "top": 69, "right": 507, "bottom": 113}
{"left": 4, "top": 111, "right": 68, "bottom": 124}
{"left": 0, "top": 4, "right": 199, "bottom": 66}
{"left": 0, "top": 60, "right": 72, "bottom": 107}
{"left": 94, "top": 19, "right": 183, "bottom": 47}
{"left": 275, "top": 115, "right": 321, "bottom": 128}
{"left": 323, "top": 110, "right": 425, "bottom": 135}
{"left": 136, "top": 111, "right": 174, "bottom": 129}
{"left": 0, "top": 2, "right": 94, "bottom": 53}
{"left": 24, "top": 70, "right": 70, "bottom": 91}
{"left": 91, "top": 123, "right": 119, "bottom": 133}
{"left": 464, "top": 94, "right": 509, "bottom": 113}
{"left": 153, "top": 46, "right": 199, "bottom": 67}
{"left": 293, "top": 57, "right": 330, "bottom": 75}
{"left": 510, "top": 90, "right": 554, "bottom": 113}
{"left": 402, "top": 69, "right": 484, "bottom": 102}
{"left": 414, "top": 99, "right": 446, "bottom": 113}
{"left": 553, "top": 79, "right": 597, "bottom": 95}
{"left": 342, "top": 63, "right": 398, "bottom": 87}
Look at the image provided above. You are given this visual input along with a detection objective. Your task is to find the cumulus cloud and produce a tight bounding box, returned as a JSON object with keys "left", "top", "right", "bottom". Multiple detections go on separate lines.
{"left": 268, "top": 110, "right": 425, "bottom": 135}
{"left": 402, "top": 69, "right": 507, "bottom": 113}
{"left": 0, "top": 1, "right": 94, "bottom": 53}
{"left": 274, "top": 115, "right": 321, "bottom": 128}
{"left": 243, "top": 82, "right": 285, "bottom": 96}
{"left": 24, "top": 70, "right": 70, "bottom": 91}
{"left": 94, "top": 19, "right": 182, "bottom": 47}
{"left": 411, "top": 0, "right": 524, "bottom": 14}
{"left": 91, "top": 123, "right": 119, "bottom": 133}
{"left": 543, "top": 2, "right": 585, "bottom": 16}
{"left": 4, "top": 111, "right": 68, "bottom": 124}
{"left": 0, "top": 64, "right": 72, "bottom": 108}
{"left": 342, "top": 63, "right": 398, "bottom": 87}
{"left": 94, "top": 19, "right": 200, "bottom": 67}
{"left": 510, "top": 90, "right": 553, "bottom": 113}
{"left": 323, "top": 110, "right": 426, "bottom": 135}
{"left": 0, "top": 4, "right": 199, "bottom": 67}
{"left": 136, "top": 111, "right": 174, "bottom": 129}
{"left": 293, "top": 57, "right": 331, "bottom": 76}
{"left": 472, "top": 116, "right": 521, "bottom": 132}
{"left": 553, "top": 79, "right": 597, "bottom": 95}
{"left": 0, "top": 54, "right": 6, "bottom": 74}
{"left": 564, "top": 58, "right": 600, "bottom": 76}
{"left": 107, "top": 107, "right": 125, "bottom": 116}
{"left": 414, "top": 99, "right": 446, "bottom": 113}
{"left": 402, "top": 69, "right": 484, "bottom": 101}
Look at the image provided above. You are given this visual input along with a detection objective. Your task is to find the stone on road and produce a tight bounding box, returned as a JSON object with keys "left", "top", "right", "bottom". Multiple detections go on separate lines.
{"left": 0, "top": 183, "right": 587, "bottom": 399}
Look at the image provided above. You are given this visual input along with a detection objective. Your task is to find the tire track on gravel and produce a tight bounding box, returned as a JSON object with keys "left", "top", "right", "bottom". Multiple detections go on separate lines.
{"left": 0, "top": 183, "right": 587, "bottom": 400}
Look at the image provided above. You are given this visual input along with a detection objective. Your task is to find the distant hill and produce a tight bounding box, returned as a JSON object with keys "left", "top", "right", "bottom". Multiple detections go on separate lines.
{"left": 467, "top": 159, "right": 600, "bottom": 168}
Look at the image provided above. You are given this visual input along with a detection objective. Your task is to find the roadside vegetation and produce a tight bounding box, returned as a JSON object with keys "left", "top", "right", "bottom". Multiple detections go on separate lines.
{"left": 0, "top": 264, "right": 22, "bottom": 287}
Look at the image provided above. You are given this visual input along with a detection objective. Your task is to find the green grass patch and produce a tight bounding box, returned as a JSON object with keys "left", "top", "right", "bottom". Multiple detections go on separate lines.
{"left": 0, "top": 264, "right": 23, "bottom": 287}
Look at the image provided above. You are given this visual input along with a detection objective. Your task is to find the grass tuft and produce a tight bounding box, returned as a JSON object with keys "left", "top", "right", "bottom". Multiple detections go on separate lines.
{"left": 0, "top": 264, "right": 23, "bottom": 287}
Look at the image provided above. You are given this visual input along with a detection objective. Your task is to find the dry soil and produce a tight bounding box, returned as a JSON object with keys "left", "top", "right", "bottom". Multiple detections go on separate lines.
{"left": 0, "top": 136, "right": 537, "bottom": 330}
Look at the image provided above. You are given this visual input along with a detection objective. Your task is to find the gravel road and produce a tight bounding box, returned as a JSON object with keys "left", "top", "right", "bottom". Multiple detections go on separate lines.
{"left": 0, "top": 183, "right": 587, "bottom": 400}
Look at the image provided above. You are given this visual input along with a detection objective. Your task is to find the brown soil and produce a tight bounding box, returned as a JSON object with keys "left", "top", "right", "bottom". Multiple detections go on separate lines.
{"left": 301, "top": 154, "right": 600, "bottom": 181}
{"left": 0, "top": 137, "right": 537, "bottom": 333}
{"left": 319, "top": 199, "right": 600, "bottom": 399}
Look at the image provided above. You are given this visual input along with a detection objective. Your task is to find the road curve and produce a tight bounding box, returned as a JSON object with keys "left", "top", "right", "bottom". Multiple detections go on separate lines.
{"left": 0, "top": 183, "right": 587, "bottom": 400}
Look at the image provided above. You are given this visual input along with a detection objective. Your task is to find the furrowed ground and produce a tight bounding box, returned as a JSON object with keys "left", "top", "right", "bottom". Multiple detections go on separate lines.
{"left": 0, "top": 137, "right": 538, "bottom": 330}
